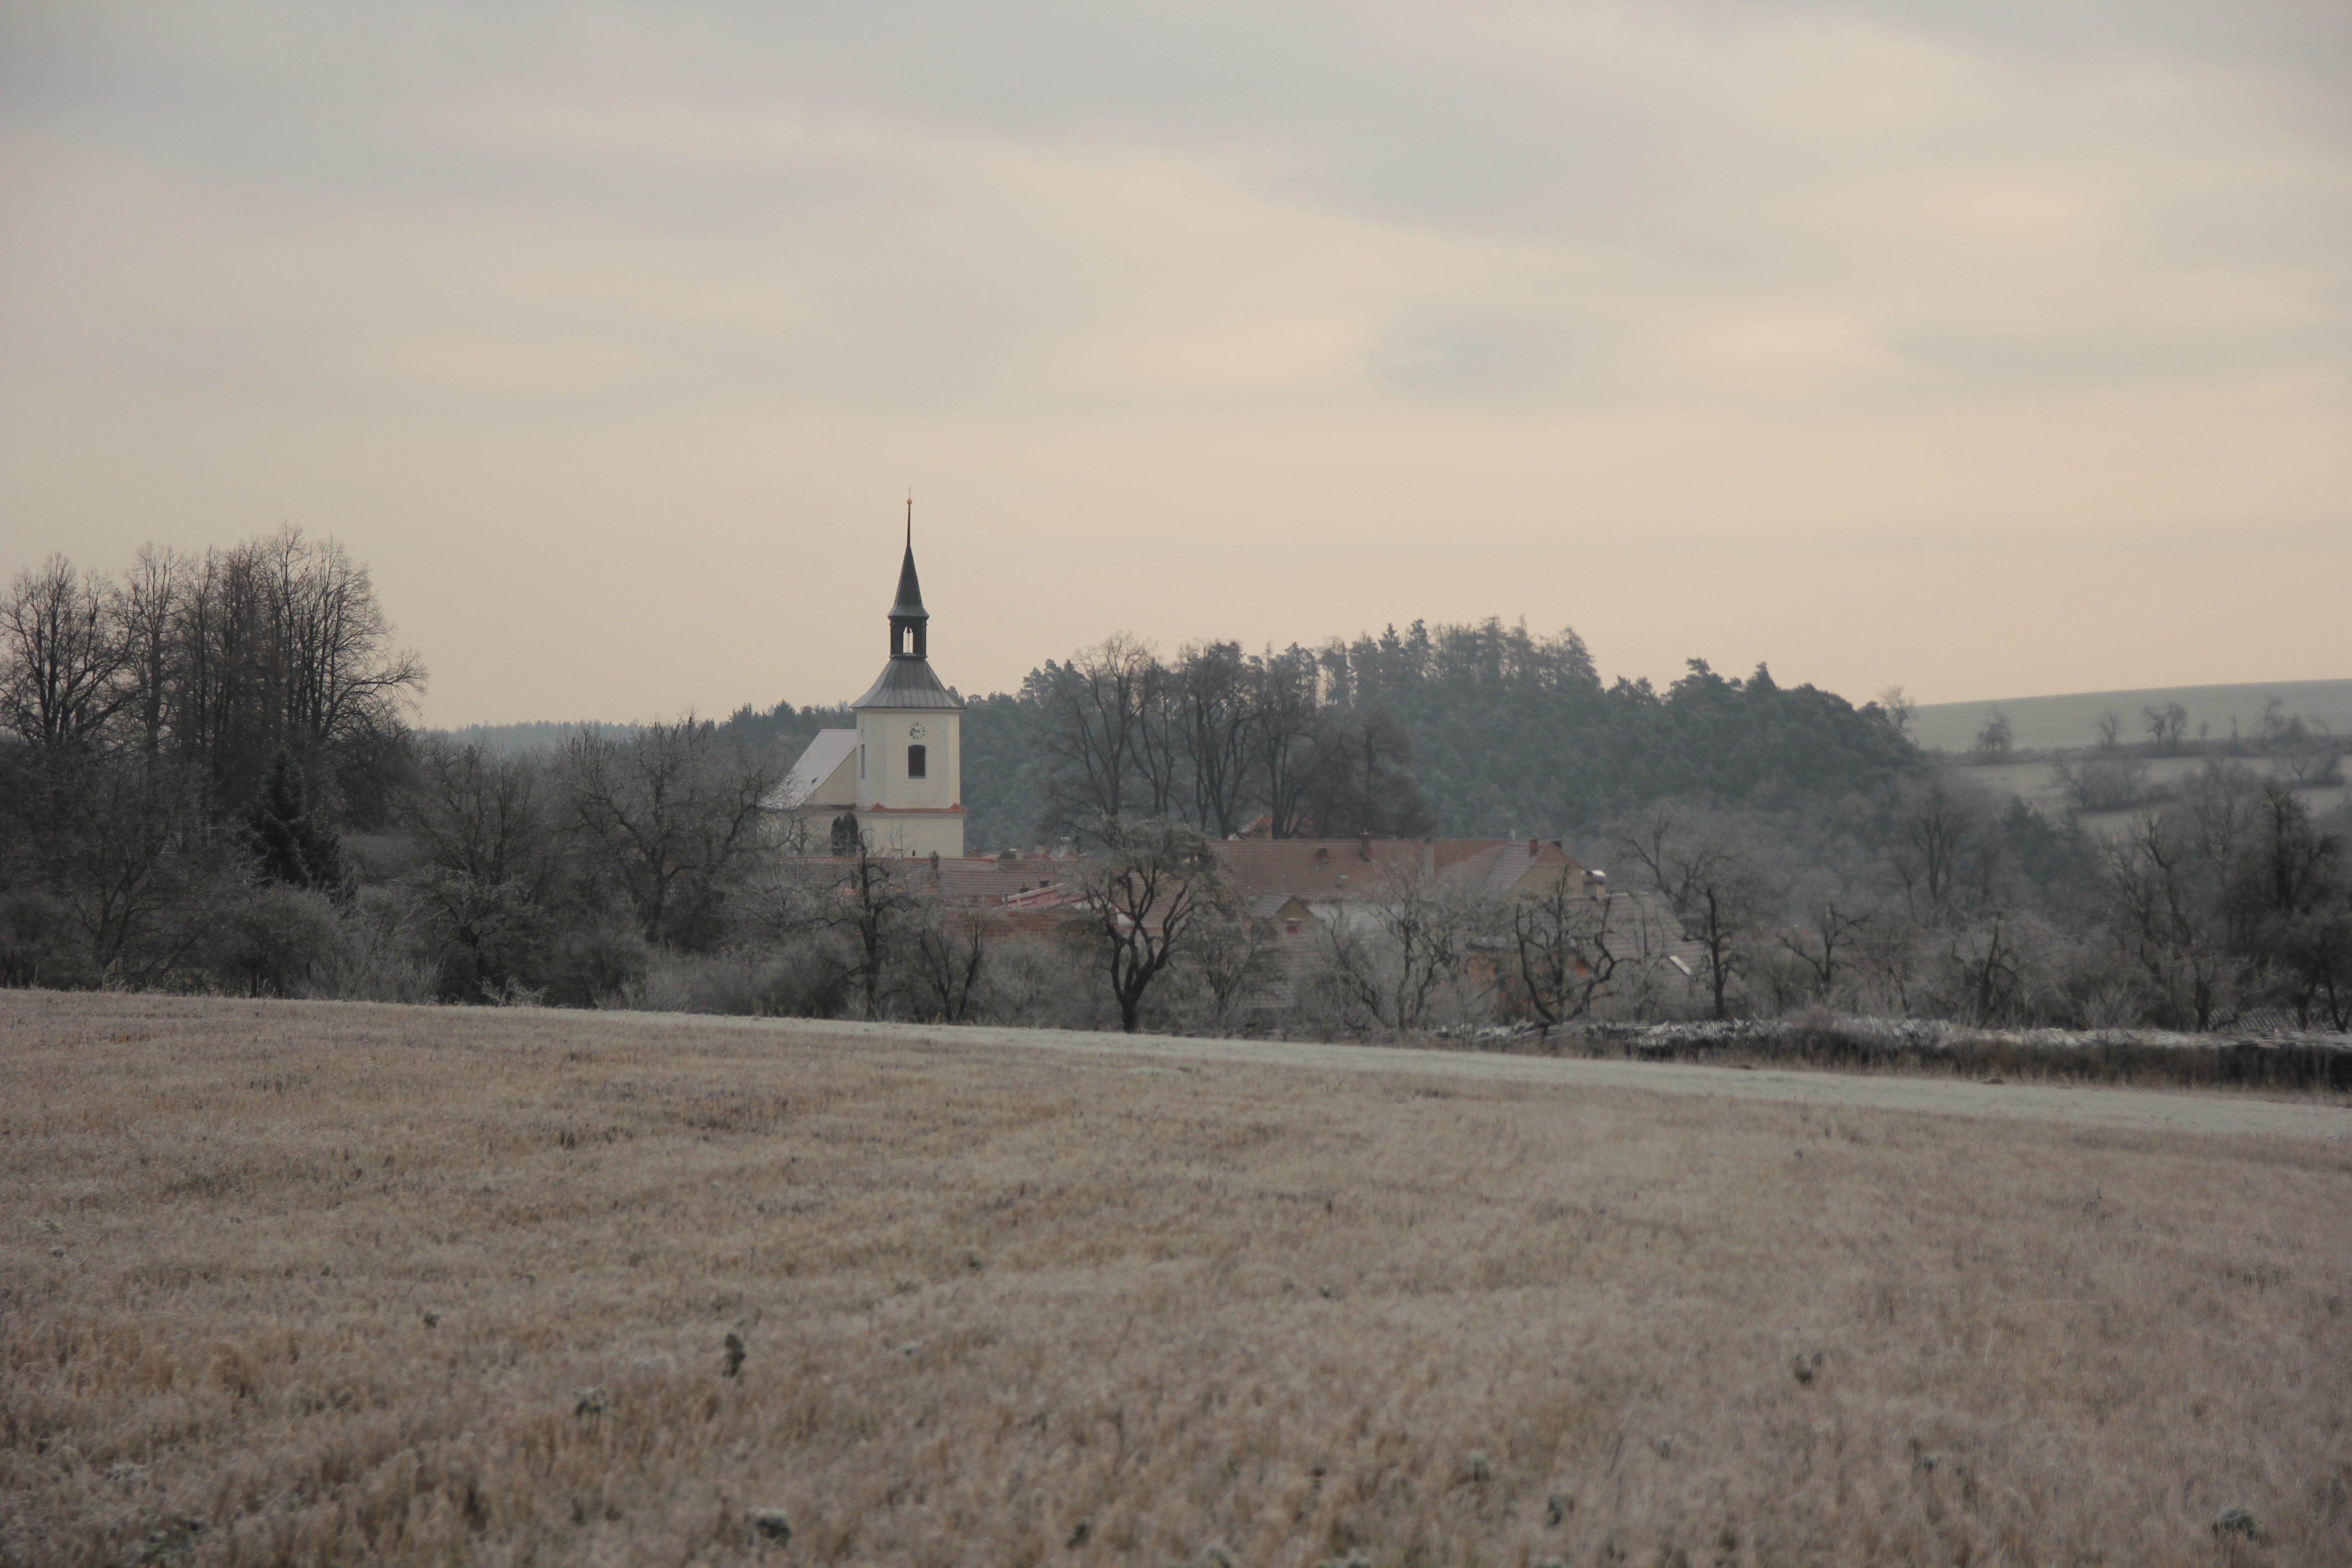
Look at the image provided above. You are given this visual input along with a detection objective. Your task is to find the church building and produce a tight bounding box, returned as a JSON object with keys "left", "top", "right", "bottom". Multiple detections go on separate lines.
{"left": 775, "top": 523, "right": 966, "bottom": 858}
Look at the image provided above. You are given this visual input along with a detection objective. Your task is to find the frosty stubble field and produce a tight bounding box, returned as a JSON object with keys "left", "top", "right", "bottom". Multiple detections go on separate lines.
{"left": 4, "top": 991, "right": 2349, "bottom": 1566}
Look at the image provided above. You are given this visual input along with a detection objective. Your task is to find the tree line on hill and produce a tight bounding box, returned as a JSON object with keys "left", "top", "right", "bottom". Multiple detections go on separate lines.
{"left": 715, "top": 620, "right": 1927, "bottom": 851}
{"left": 4, "top": 535, "right": 2347, "bottom": 1031}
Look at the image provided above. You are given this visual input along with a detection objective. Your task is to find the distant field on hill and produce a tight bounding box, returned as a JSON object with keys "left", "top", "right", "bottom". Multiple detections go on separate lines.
{"left": 6, "top": 993, "right": 2349, "bottom": 1566}
{"left": 1956, "top": 752, "right": 2347, "bottom": 838}
{"left": 1910, "top": 678, "right": 2352, "bottom": 754}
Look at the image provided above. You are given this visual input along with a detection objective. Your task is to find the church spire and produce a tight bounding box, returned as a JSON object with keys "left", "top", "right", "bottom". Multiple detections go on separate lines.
{"left": 888, "top": 496, "right": 928, "bottom": 658}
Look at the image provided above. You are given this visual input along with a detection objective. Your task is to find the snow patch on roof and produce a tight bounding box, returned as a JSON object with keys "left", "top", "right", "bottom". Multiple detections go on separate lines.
{"left": 775, "top": 729, "right": 858, "bottom": 809}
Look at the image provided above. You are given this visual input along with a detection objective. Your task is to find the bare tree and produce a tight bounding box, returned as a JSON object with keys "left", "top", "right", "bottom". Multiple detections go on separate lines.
{"left": 2229, "top": 783, "right": 2349, "bottom": 1027}
{"left": 43, "top": 748, "right": 215, "bottom": 982}
{"left": 1070, "top": 817, "right": 1234, "bottom": 1033}
{"left": 2258, "top": 695, "right": 2291, "bottom": 750}
{"left": 2141, "top": 701, "right": 2189, "bottom": 752}
{"left": 1936, "top": 909, "right": 2055, "bottom": 1026}
{"left": 1173, "top": 640, "right": 1256, "bottom": 837}
{"left": 2093, "top": 708, "right": 2123, "bottom": 750}
{"left": 1035, "top": 634, "right": 1158, "bottom": 833}
{"left": 2182, "top": 760, "right": 2262, "bottom": 876}
{"left": 257, "top": 529, "right": 426, "bottom": 764}
{"left": 167, "top": 529, "right": 425, "bottom": 811}
{"left": 0, "top": 554, "right": 129, "bottom": 749}
{"left": 904, "top": 896, "right": 995, "bottom": 1023}
{"left": 1310, "top": 866, "right": 1492, "bottom": 1038}
{"left": 1873, "top": 684, "right": 1916, "bottom": 739}
{"left": 1613, "top": 813, "right": 1764, "bottom": 1020}
{"left": 1883, "top": 779, "right": 1994, "bottom": 924}
{"left": 770, "top": 848, "right": 927, "bottom": 1019}
{"left": 2102, "top": 811, "right": 2229, "bottom": 1030}
{"left": 1507, "top": 873, "right": 1634, "bottom": 1025}
{"left": 118, "top": 544, "right": 190, "bottom": 755}
{"left": 1774, "top": 899, "right": 1872, "bottom": 1006}
{"left": 563, "top": 716, "right": 780, "bottom": 948}
{"left": 403, "top": 740, "right": 566, "bottom": 1000}
{"left": 1182, "top": 903, "right": 1284, "bottom": 1034}
{"left": 1129, "top": 657, "right": 1186, "bottom": 821}
{"left": 1974, "top": 709, "right": 2013, "bottom": 758}
{"left": 1246, "top": 647, "right": 1331, "bottom": 839}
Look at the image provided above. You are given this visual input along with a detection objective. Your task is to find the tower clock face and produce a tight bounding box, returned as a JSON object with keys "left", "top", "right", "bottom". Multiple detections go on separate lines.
{"left": 908, "top": 723, "right": 926, "bottom": 739}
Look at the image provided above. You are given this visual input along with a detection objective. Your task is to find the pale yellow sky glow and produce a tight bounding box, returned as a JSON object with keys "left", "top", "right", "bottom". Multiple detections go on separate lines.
{"left": 2, "top": 2, "right": 2345, "bottom": 725}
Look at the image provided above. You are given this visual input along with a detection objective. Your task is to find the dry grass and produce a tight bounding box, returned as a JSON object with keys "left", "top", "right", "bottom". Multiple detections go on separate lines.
{"left": 3, "top": 991, "right": 2348, "bottom": 1568}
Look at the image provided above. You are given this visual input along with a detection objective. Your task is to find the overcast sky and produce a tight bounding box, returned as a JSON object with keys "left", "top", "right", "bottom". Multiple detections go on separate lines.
{"left": 3, "top": 1, "right": 2345, "bottom": 725}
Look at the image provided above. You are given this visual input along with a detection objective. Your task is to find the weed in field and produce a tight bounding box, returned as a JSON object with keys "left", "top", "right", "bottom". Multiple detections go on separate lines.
{"left": 723, "top": 1328, "right": 745, "bottom": 1378}
{"left": 748, "top": 1509, "right": 792, "bottom": 1544}
{"left": 2214, "top": 1506, "right": 2263, "bottom": 1541}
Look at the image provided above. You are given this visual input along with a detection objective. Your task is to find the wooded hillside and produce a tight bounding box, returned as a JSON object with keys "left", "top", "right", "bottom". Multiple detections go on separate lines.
{"left": 716, "top": 618, "right": 1925, "bottom": 850}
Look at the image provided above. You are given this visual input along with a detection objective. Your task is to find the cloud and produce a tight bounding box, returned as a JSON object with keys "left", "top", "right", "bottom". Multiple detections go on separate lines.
{"left": 0, "top": 0, "right": 2344, "bottom": 720}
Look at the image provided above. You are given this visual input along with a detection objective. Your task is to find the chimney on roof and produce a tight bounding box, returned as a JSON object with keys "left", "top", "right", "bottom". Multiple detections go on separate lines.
{"left": 1359, "top": 833, "right": 1373, "bottom": 861}
{"left": 1528, "top": 837, "right": 1539, "bottom": 857}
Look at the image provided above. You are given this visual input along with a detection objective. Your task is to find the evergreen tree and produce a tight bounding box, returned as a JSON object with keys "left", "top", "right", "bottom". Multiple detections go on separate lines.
{"left": 245, "top": 750, "right": 351, "bottom": 900}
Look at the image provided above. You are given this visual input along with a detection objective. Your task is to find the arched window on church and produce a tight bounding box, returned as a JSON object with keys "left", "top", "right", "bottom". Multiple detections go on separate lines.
{"left": 830, "top": 813, "right": 859, "bottom": 857}
{"left": 906, "top": 743, "right": 927, "bottom": 779}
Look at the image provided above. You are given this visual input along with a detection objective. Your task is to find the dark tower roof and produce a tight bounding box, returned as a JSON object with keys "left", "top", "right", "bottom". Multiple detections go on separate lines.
{"left": 889, "top": 538, "right": 927, "bottom": 622}
{"left": 850, "top": 657, "right": 960, "bottom": 710}
{"left": 854, "top": 503, "right": 961, "bottom": 711}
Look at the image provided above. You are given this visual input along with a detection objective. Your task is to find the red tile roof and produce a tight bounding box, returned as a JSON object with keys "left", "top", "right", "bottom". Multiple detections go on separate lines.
{"left": 1206, "top": 838, "right": 1583, "bottom": 902}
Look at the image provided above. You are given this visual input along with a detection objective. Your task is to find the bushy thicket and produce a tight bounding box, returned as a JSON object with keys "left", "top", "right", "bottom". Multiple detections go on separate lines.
{"left": 1544, "top": 764, "right": 2352, "bottom": 1034}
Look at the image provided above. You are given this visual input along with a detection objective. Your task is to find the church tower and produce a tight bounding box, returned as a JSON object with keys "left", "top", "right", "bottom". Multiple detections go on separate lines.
{"left": 844, "top": 510, "right": 965, "bottom": 857}
{"left": 772, "top": 508, "right": 968, "bottom": 857}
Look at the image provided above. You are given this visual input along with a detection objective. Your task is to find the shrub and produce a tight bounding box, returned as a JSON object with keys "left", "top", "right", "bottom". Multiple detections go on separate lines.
{"left": 207, "top": 885, "right": 346, "bottom": 998}
{"left": 542, "top": 919, "right": 652, "bottom": 1008}
{"left": 0, "top": 889, "right": 79, "bottom": 988}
